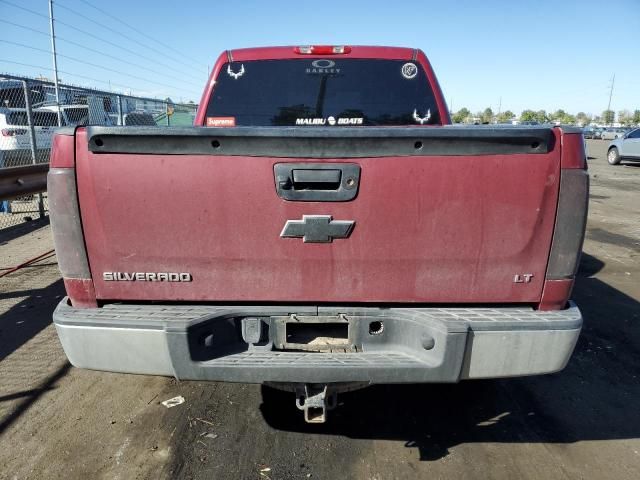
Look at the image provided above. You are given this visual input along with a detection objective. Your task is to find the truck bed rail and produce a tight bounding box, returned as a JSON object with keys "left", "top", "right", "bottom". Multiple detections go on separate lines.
{"left": 85, "top": 125, "right": 565, "bottom": 157}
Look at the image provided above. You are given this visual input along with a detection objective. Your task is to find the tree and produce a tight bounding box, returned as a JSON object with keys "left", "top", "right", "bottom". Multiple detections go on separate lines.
{"left": 536, "top": 110, "right": 549, "bottom": 123}
{"left": 618, "top": 110, "right": 633, "bottom": 126}
{"left": 496, "top": 110, "right": 515, "bottom": 123}
{"left": 519, "top": 109, "right": 548, "bottom": 123}
{"left": 602, "top": 109, "right": 615, "bottom": 125}
{"left": 520, "top": 109, "right": 538, "bottom": 122}
{"left": 483, "top": 107, "right": 494, "bottom": 123}
{"left": 576, "top": 112, "right": 592, "bottom": 126}
{"left": 480, "top": 107, "right": 494, "bottom": 124}
{"left": 452, "top": 107, "right": 471, "bottom": 124}
{"left": 550, "top": 109, "right": 576, "bottom": 124}
{"left": 633, "top": 110, "right": 640, "bottom": 125}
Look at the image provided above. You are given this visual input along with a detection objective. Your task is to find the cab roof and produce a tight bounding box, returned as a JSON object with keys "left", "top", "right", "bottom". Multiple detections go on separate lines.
{"left": 227, "top": 45, "right": 418, "bottom": 62}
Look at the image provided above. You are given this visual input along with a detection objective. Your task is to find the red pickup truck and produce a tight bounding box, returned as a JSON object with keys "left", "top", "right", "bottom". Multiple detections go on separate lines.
{"left": 48, "top": 45, "right": 588, "bottom": 423}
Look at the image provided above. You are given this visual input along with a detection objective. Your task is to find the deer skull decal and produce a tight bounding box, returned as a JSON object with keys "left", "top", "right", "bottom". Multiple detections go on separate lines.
{"left": 412, "top": 108, "right": 431, "bottom": 125}
{"left": 227, "top": 64, "right": 245, "bottom": 80}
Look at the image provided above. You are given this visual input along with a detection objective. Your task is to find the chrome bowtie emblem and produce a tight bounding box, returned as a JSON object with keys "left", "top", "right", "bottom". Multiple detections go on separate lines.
{"left": 280, "top": 215, "right": 355, "bottom": 243}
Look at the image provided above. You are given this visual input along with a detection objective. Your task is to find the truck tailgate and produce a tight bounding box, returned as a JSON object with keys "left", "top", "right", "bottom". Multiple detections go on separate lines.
{"left": 75, "top": 127, "right": 560, "bottom": 304}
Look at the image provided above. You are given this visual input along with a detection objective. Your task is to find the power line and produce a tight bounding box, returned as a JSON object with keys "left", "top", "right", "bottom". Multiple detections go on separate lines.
{"left": 1, "top": 61, "right": 198, "bottom": 103}
{"left": 54, "top": 19, "right": 202, "bottom": 81}
{"left": 54, "top": 0, "right": 205, "bottom": 75}
{"left": 0, "top": 0, "right": 49, "bottom": 19}
{"left": 0, "top": 20, "right": 203, "bottom": 88}
{"left": 0, "top": 19, "right": 50, "bottom": 37}
{"left": 0, "top": 0, "right": 205, "bottom": 83}
{"left": 0, "top": 60, "right": 137, "bottom": 92}
{"left": 0, "top": 39, "right": 201, "bottom": 97}
{"left": 75, "top": 0, "right": 203, "bottom": 69}
{"left": 57, "top": 37, "right": 204, "bottom": 88}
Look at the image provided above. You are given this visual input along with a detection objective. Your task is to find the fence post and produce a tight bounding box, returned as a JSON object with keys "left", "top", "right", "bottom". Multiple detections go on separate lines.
{"left": 117, "top": 95, "right": 124, "bottom": 125}
{"left": 22, "top": 80, "right": 45, "bottom": 218}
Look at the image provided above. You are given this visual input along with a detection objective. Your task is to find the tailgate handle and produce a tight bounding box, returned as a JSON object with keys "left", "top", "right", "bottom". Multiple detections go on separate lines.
{"left": 292, "top": 169, "right": 341, "bottom": 189}
{"left": 274, "top": 163, "right": 360, "bottom": 202}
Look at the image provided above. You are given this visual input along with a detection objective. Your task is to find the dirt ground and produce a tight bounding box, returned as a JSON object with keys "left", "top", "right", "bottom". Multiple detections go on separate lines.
{"left": 0, "top": 139, "right": 638, "bottom": 480}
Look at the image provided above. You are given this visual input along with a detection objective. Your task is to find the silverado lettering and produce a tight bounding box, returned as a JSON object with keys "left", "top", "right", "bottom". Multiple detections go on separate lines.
{"left": 102, "top": 272, "right": 192, "bottom": 282}
{"left": 48, "top": 45, "right": 588, "bottom": 424}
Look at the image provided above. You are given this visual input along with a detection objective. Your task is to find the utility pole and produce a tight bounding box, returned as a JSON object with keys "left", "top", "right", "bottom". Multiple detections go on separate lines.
{"left": 48, "top": 0, "right": 62, "bottom": 126}
{"left": 606, "top": 73, "right": 615, "bottom": 126}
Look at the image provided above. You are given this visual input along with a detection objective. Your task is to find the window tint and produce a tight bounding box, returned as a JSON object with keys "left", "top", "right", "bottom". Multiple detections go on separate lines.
{"left": 34, "top": 112, "right": 60, "bottom": 126}
{"left": 64, "top": 107, "right": 88, "bottom": 126}
{"left": 124, "top": 113, "right": 157, "bottom": 126}
{"left": 206, "top": 59, "right": 441, "bottom": 126}
{"left": 628, "top": 129, "right": 640, "bottom": 139}
{"left": 8, "top": 111, "right": 58, "bottom": 126}
{"left": 7, "top": 112, "right": 28, "bottom": 126}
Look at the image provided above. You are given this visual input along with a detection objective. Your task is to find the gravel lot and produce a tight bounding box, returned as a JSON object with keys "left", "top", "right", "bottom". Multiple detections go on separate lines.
{"left": 0, "top": 139, "right": 638, "bottom": 480}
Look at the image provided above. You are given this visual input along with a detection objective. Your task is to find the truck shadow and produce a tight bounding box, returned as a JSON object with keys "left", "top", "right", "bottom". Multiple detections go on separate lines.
{"left": 0, "top": 275, "right": 68, "bottom": 435}
{"left": 260, "top": 253, "right": 639, "bottom": 461}
{"left": 0, "top": 217, "right": 49, "bottom": 245}
{"left": 0, "top": 278, "right": 64, "bottom": 362}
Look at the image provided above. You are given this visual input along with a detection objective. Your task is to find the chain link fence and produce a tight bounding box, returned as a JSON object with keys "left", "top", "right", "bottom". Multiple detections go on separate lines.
{"left": 0, "top": 73, "right": 198, "bottom": 231}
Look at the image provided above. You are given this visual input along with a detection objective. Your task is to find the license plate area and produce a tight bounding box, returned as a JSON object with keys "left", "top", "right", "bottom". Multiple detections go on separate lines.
{"left": 273, "top": 315, "right": 355, "bottom": 353}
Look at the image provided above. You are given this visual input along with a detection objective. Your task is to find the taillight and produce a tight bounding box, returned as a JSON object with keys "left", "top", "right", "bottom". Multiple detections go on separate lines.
{"left": 540, "top": 131, "right": 589, "bottom": 310}
{"left": 546, "top": 169, "right": 589, "bottom": 279}
{"left": 48, "top": 168, "right": 92, "bottom": 280}
{"left": 294, "top": 45, "right": 352, "bottom": 55}
{"left": 1, "top": 128, "right": 27, "bottom": 136}
{"left": 48, "top": 130, "right": 97, "bottom": 308}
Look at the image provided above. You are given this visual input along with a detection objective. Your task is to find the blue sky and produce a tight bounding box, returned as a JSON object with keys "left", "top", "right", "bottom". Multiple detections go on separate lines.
{"left": 1, "top": 0, "right": 638, "bottom": 115}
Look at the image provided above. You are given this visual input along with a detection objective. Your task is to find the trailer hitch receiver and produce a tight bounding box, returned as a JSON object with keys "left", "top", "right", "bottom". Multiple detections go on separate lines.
{"left": 295, "top": 384, "right": 338, "bottom": 423}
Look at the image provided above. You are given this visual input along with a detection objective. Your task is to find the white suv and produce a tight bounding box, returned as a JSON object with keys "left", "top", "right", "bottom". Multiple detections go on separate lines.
{"left": 0, "top": 107, "right": 58, "bottom": 167}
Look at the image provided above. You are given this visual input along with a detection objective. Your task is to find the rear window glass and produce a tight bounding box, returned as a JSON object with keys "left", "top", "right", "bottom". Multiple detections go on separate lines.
{"left": 205, "top": 59, "right": 441, "bottom": 126}
{"left": 34, "top": 112, "right": 60, "bottom": 126}
{"left": 7, "top": 112, "right": 28, "bottom": 126}
{"left": 8, "top": 111, "right": 59, "bottom": 126}
{"left": 63, "top": 107, "right": 88, "bottom": 126}
{"left": 124, "top": 112, "right": 157, "bottom": 126}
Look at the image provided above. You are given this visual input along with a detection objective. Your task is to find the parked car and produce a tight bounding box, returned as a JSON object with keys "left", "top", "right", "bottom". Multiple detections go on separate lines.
{"left": 48, "top": 44, "right": 587, "bottom": 423}
{"left": 583, "top": 127, "right": 597, "bottom": 139}
{"left": 39, "top": 104, "right": 89, "bottom": 127}
{"left": 600, "top": 128, "right": 627, "bottom": 140}
{"left": 39, "top": 103, "right": 117, "bottom": 127}
{"left": 107, "top": 111, "right": 158, "bottom": 126}
{"left": 607, "top": 128, "right": 640, "bottom": 165}
{"left": 0, "top": 107, "right": 57, "bottom": 167}
{"left": 123, "top": 112, "right": 157, "bottom": 126}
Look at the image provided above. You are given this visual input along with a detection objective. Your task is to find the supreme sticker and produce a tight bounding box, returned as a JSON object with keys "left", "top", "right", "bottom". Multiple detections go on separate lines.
{"left": 207, "top": 117, "right": 236, "bottom": 127}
